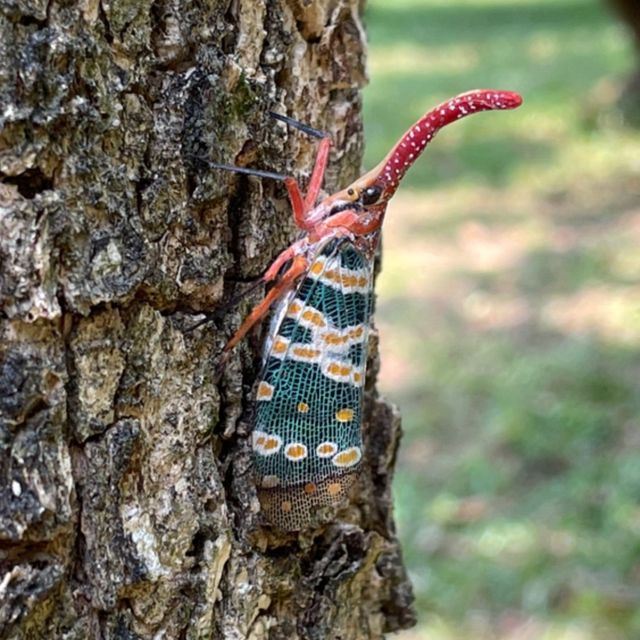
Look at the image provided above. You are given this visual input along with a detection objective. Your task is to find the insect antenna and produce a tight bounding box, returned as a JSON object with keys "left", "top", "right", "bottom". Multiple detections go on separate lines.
{"left": 195, "top": 159, "right": 289, "bottom": 182}
{"left": 269, "top": 112, "right": 327, "bottom": 140}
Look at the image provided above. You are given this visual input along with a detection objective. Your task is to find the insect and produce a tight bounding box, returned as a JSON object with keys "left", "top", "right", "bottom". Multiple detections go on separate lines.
{"left": 215, "top": 90, "right": 523, "bottom": 530}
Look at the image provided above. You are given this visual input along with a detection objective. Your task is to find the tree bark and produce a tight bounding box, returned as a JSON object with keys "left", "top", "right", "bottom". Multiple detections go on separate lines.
{"left": 0, "top": 1, "right": 414, "bottom": 638}
{"left": 605, "top": 0, "right": 640, "bottom": 123}
{"left": 607, "top": 0, "right": 640, "bottom": 49}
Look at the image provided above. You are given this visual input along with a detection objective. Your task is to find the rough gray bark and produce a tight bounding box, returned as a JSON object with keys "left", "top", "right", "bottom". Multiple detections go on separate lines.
{"left": 0, "top": 1, "right": 415, "bottom": 638}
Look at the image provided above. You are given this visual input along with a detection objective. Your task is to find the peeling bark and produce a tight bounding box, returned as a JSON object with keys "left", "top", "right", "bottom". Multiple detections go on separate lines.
{"left": 0, "top": 1, "right": 415, "bottom": 638}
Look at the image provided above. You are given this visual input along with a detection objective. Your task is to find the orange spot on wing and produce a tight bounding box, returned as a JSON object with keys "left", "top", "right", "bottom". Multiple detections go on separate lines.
{"left": 297, "top": 402, "right": 309, "bottom": 413}
{"left": 323, "top": 333, "right": 346, "bottom": 345}
{"left": 292, "top": 346, "right": 321, "bottom": 359}
{"left": 327, "top": 362, "right": 353, "bottom": 376}
{"left": 304, "top": 483, "right": 317, "bottom": 494}
{"left": 281, "top": 500, "right": 292, "bottom": 512}
{"left": 310, "top": 261, "right": 324, "bottom": 275}
{"left": 333, "top": 447, "right": 362, "bottom": 467}
{"left": 324, "top": 269, "right": 337, "bottom": 280}
{"left": 317, "top": 442, "right": 337, "bottom": 457}
{"left": 273, "top": 339, "right": 288, "bottom": 353}
{"left": 285, "top": 443, "right": 307, "bottom": 460}
{"left": 327, "top": 482, "right": 342, "bottom": 496}
{"left": 263, "top": 437, "right": 281, "bottom": 451}
{"left": 337, "top": 450, "right": 357, "bottom": 464}
{"left": 335, "top": 408, "right": 354, "bottom": 422}
{"left": 301, "top": 309, "right": 326, "bottom": 327}
{"left": 256, "top": 381, "right": 274, "bottom": 399}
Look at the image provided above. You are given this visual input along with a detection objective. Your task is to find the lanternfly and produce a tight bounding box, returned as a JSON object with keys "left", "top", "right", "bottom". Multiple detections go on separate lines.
{"left": 210, "top": 90, "right": 523, "bottom": 530}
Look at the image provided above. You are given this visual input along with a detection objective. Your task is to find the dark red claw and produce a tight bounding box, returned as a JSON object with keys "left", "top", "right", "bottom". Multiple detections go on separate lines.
{"left": 377, "top": 89, "right": 523, "bottom": 195}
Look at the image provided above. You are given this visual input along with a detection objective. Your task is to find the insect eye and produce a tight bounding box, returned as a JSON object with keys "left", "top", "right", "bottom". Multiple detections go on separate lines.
{"left": 361, "top": 186, "right": 382, "bottom": 205}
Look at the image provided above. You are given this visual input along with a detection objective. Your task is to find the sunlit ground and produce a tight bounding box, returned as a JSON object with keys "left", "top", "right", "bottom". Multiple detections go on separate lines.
{"left": 363, "top": 0, "right": 640, "bottom": 638}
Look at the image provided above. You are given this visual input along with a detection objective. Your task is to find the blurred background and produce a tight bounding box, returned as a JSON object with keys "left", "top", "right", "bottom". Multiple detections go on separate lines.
{"left": 362, "top": 1, "right": 640, "bottom": 638}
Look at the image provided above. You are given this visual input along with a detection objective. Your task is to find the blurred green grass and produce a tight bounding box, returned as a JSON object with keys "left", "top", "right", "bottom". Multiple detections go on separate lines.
{"left": 362, "top": 1, "right": 640, "bottom": 638}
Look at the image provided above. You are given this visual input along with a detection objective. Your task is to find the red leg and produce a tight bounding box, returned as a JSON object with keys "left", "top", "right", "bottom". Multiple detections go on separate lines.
{"left": 303, "top": 137, "right": 331, "bottom": 211}
{"left": 218, "top": 115, "right": 332, "bottom": 359}
{"left": 272, "top": 108, "right": 332, "bottom": 229}
{"left": 282, "top": 135, "right": 331, "bottom": 230}
{"left": 223, "top": 255, "right": 308, "bottom": 355}
{"left": 262, "top": 240, "right": 304, "bottom": 282}
{"left": 283, "top": 178, "right": 309, "bottom": 231}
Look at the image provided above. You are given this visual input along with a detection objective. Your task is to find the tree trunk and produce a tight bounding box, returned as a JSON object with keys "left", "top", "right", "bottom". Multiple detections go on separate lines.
{"left": 605, "top": 0, "right": 640, "bottom": 123}
{"left": 607, "top": 0, "right": 640, "bottom": 49}
{"left": 0, "top": 1, "right": 415, "bottom": 638}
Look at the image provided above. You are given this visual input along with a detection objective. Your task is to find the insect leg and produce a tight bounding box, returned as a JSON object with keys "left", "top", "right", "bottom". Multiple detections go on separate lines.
{"left": 199, "top": 160, "right": 314, "bottom": 233}
{"left": 184, "top": 277, "right": 267, "bottom": 334}
{"left": 303, "top": 137, "right": 331, "bottom": 211}
{"left": 270, "top": 111, "right": 333, "bottom": 222}
{"left": 280, "top": 138, "right": 332, "bottom": 230}
{"left": 222, "top": 254, "right": 308, "bottom": 355}
{"left": 262, "top": 239, "right": 306, "bottom": 282}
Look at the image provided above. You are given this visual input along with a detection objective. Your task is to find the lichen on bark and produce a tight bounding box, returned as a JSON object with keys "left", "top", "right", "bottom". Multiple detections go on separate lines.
{"left": 0, "top": 1, "right": 415, "bottom": 638}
